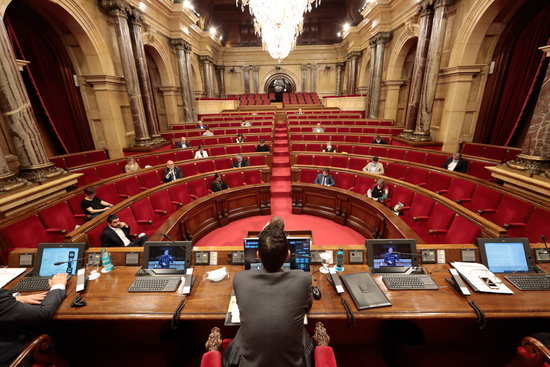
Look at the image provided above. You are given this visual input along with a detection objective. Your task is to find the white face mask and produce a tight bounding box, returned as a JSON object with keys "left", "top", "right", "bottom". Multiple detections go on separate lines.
{"left": 203, "top": 267, "right": 229, "bottom": 282}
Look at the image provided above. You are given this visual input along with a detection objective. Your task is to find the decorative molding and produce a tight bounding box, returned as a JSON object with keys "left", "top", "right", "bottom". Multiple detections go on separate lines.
{"left": 100, "top": 0, "right": 131, "bottom": 18}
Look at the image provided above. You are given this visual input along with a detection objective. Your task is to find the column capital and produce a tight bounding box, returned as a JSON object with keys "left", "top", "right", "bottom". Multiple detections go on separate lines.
{"left": 242, "top": 66, "right": 250, "bottom": 72}
{"left": 310, "top": 64, "right": 319, "bottom": 71}
{"left": 417, "top": 0, "right": 434, "bottom": 16}
{"left": 301, "top": 64, "right": 309, "bottom": 72}
{"left": 374, "top": 31, "right": 392, "bottom": 45}
{"left": 199, "top": 56, "right": 214, "bottom": 64}
{"left": 128, "top": 7, "right": 145, "bottom": 25}
{"left": 100, "top": 0, "right": 131, "bottom": 18}
{"left": 250, "top": 65, "right": 259, "bottom": 72}
{"left": 183, "top": 41, "right": 192, "bottom": 53}
{"left": 540, "top": 45, "right": 550, "bottom": 58}
{"left": 347, "top": 51, "right": 362, "bottom": 61}
{"left": 216, "top": 66, "right": 225, "bottom": 72}
{"left": 170, "top": 38, "right": 186, "bottom": 50}
{"left": 336, "top": 62, "right": 345, "bottom": 69}
{"left": 433, "top": 0, "right": 454, "bottom": 9}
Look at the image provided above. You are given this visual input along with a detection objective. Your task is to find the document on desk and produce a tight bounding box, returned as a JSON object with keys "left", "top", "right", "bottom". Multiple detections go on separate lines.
{"left": 451, "top": 262, "right": 513, "bottom": 294}
{"left": 0, "top": 268, "right": 26, "bottom": 289}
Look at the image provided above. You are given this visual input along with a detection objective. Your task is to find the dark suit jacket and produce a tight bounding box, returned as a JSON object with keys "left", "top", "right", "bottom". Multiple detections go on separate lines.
{"left": 0, "top": 288, "right": 65, "bottom": 366}
{"left": 442, "top": 158, "right": 468, "bottom": 173}
{"left": 314, "top": 173, "right": 335, "bottom": 186}
{"left": 176, "top": 141, "right": 191, "bottom": 148}
{"left": 162, "top": 167, "right": 183, "bottom": 182}
{"left": 232, "top": 158, "right": 249, "bottom": 168}
{"left": 100, "top": 225, "right": 131, "bottom": 247}
{"left": 222, "top": 269, "right": 313, "bottom": 367}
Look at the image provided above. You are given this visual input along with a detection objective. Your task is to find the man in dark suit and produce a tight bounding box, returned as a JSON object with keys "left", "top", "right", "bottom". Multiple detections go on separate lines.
{"left": 162, "top": 160, "right": 184, "bottom": 183}
{"left": 222, "top": 225, "right": 313, "bottom": 367}
{"left": 314, "top": 168, "right": 335, "bottom": 187}
{"left": 176, "top": 137, "right": 191, "bottom": 148}
{"left": 0, "top": 273, "right": 67, "bottom": 366}
{"left": 255, "top": 139, "right": 270, "bottom": 152}
{"left": 232, "top": 154, "right": 249, "bottom": 168}
{"left": 100, "top": 214, "right": 148, "bottom": 247}
{"left": 442, "top": 152, "right": 468, "bottom": 173}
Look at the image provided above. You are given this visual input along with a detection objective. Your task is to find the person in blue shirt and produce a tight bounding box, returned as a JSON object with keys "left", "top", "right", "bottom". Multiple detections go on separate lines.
{"left": 158, "top": 250, "right": 174, "bottom": 268}
{"left": 383, "top": 247, "right": 400, "bottom": 266}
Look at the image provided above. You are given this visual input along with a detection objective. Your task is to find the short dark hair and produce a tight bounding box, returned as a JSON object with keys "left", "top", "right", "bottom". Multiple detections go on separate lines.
{"left": 258, "top": 225, "right": 289, "bottom": 272}
{"left": 107, "top": 214, "right": 119, "bottom": 224}
{"left": 84, "top": 186, "right": 96, "bottom": 196}
{"left": 372, "top": 156, "right": 379, "bottom": 162}
{"left": 259, "top": 139, "right": 265, "bottom": 144}
{"left": 323, "top": 168, "right": 330, "bottom": 173}
{"left": 270, "top": 216, "right": 285, "bottom": 230}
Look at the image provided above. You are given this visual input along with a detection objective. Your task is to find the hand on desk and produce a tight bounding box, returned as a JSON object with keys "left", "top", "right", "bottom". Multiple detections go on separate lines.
{"left": 16, "top": 292, "right": 47, "bottom": 305}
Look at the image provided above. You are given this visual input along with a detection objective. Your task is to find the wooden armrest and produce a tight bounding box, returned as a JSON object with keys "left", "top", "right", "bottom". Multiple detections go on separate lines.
{"left": 46, "top": 228, "right": 67, "bottom": 234}
{"left": 522, "top": 336, "right": 550, "bottom": 364}
{"left": 119, "top": 194, "right": 130, "bottom": 198}
{"left": 171, "top": 201, "right": 183, "bottom": 207}
{"left": 478, "top": 208, "right": 496, "bottom": 215}
{"left": 207, "top": 189, "right": 213, "bottom": 193}
{"left": 73, "top": 214, "right": 86, "bottom": 218}
{"left": 412, "top": 216, "right": 428, "bottom": 221}
{"left": 153, "top": 209, "right": 167, "bottom": 215}
{"left": 416, "top": 182, "right": 427, "bottom": 187}
{"left": 136, "top": 220, "right": 153, "bottom": 225}
{"left": 456, "top": 198, "right": 472, "bottom": 204}
{"left": 139, "top": 186, "right": 148, "bottom": 191}
{"left": 436, "top": 189, "right": 448, "bottom": 194}
{"left": 10, "top": 334, "right": 53, "bottom": 367}
{"left": 428, "top": 229, "right": 448, "bottom": 234}
{"left": 504, "top": 222, "right": 526, "bottom": 229}
{"left": 398, "top": 176, "right": 406, "bottom": 180}
{"left": 190, "top": 194, "right": 199, "bottom": 200}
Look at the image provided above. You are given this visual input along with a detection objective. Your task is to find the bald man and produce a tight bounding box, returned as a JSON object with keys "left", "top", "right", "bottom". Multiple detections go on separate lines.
{"left": 162, "top": 160, "right": 183, "bottom": 183}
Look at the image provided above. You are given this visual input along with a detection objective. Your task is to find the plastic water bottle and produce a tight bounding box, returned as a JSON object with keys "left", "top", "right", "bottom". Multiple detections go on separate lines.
{"left": 101, "top": 248, "right": 114, "bottom": 272}
{"left": 335, "top": 248, "right": 345, "bottom": 272}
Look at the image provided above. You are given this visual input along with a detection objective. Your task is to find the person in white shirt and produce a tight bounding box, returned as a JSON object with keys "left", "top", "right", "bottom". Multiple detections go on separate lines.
{"left": 442, "top": 152, "right": 468, "bottom": 173}
{"left": 241, "top": 119, "right": 251, "bottom": 127}
{"left": 202, "top": 129, "right": 214, "bottom": 136}
{"left": 100, "top": 214, "right": 148, "bottom": 247}
{"left": 313, "top": 123, "right": 324, "bottom": 133}
{"left": 362, "top": 156, "right": 385, "bottom": 174}
{"left": 194, "top": 145, "right": 209, "bottom": 159}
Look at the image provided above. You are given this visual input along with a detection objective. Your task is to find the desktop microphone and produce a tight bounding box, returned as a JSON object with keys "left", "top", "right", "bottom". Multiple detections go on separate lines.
{"left": 535, "top": 235, "right": 550, "bottom": 264}
{"left": 543, "top": 235, "right": 548, "bottom": 250}
{"left": 54, "top": 257, "right": 88, "bottom": 266}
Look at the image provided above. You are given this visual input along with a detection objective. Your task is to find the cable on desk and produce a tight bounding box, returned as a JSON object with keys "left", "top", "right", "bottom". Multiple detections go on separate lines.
{"left": 171, "top": 296, "right": 187, "bottom": 330}
{"left": 70, "top": 293, "right": 86, "bottom": 307}
{"left": 340, "top": 295, "right": 356, "bottom": 329}
{"left": 467, "top": 298, "right": 486, "bottom": 330}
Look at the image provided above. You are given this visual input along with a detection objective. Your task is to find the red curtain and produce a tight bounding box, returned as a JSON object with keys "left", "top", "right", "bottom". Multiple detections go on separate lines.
{"left": 489, "top": 7, "right": 550, "bottom": 146}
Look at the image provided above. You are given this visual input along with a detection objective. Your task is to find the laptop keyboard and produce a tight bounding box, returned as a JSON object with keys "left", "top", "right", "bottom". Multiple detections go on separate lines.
{"left": 11, "top": 278, "right": 50, "bottom": 293}
{"left": 504, "top": 274, "right": 550, "bottom": 290}
{"left": 382, "top": 274, "right": 439, "bottom": 290}
{"left": 128, "top": 277, "right": 181, "bottom": 292}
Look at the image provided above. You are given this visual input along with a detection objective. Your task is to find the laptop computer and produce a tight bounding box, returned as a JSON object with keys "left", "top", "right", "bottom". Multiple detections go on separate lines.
{"left": 243, "top": 237, "right": 311, "bottom": 272}
{"left": 366, "top": 239, "right": 419, "bottom": 274}
{"left": 141, "top": 241, "right": 192, "bottom": 275}
{"left": 11, "top": 243, "right": 87, "bottom": 292}
{"left": 477, "top": 237, "right": 544, "bottom": 274}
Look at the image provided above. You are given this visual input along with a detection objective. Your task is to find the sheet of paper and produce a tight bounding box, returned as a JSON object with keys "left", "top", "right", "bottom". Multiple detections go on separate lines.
{"left": 451, "top": 262, "right": 513, "bottom": 294}
{"left": 0, "top": 268, "right": 26, "bottom": 289}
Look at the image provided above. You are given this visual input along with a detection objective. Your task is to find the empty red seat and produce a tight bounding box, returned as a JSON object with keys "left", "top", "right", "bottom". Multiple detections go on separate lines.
{"left": 386, "top": 186, "right": 415, "bottom": 211}
{"left": 74, "top": 167, "right": 100, "bottom": 187}
{"left": 485, "top": 195, "right": 533, "bottom": 229}
{"left": 331, "top": 156, "right": 348, "bottom": 168}
{"left": 443, "top": 179, "right": 476, "bottom": 203}
{"left": 137, "top": 171, "right": 162, "bottom": 190}
{"left": 196, "top": 160, "right": 215, "bottom": 174}
{"left": 158, "top": 152, "right": 177, "bottom": 163}
{"left": 334, "top": 172, "right": 354, "bottom": 190}
{"left": 385, "top": 163, "right": 407, "bottom": 180}
{"left": 401, "top": 194, "right": 435, "bottom": 225}
{"left": 482, "top": 146, "right": 506, "bottom": 161}
{"left": 38, "top": 202, "right": 80, "bottom": 235}
{"left": 188, "top": 178, "right": 209, "bottom": 199}
{"left": 249, "top": 155, "right": 266, "bottom": 166}
{"left": 352, "top": 145, "right": 370, "bottom": 155}
{"left": 226, "top": 146, "right": 241, "bottom": 155}
{"left": 370, "top": 147, "right": 387, "bottom": 157}
{"left": 65, "top": 154, "right": 87, "bottom": 168}
{"left": 225, "top": 172, "right": 244, "bottom": 187}
{"left": 96, "top": 162, "right": 122, "bottom": 179}
{"left": 0, "top": 215, "right": 57, "bottom": 250}
{"left": 406, "top": 151, "right": 426, "bottom": 164}
{"left": 243, "top": 170, "right": 263, "bottom": 184}
{"left": 506, "top": 207, "right": 550, "bottom": 243}
{"left": 149, "top": 190, "right": 175, "bottom": 217}
{"left": 242, "top": 145, "right": 256, "bottom": 153}
{"left": 168, "top": 184, "right": 193, "bottom": 208}
{"left": 409, "top": 203, "right": 455, "bottom": 244}
{"left": 116, "top": 177, "right": 141, "bottom": 199}
{"left": 87, "top": 225, "right": 105, "bottom": 247}
{"left": 387, "top": 149, "right": 406, "bottom": 160}
{"left": 86, "top": 150, "right": 108, "bottom": 163}
{"left": 96, "top": 183, "right": 123, "bottom": 205}
{"left": 210, "top": 147, "right": 226, "bottom": 156}
{"left": 463, "top": 185, "right": 503, "bottom": 214}
{"left": 467, "top": 161, "right": 495, "bottom": 181}
{"left": 50, "top": 156, "right": 67, "bottom": 170}
{"left": 215, "top": 158, "right": 233, "bottom": 170}
{"left": 297, "top": 155, "right": 314, "bottom": 165}
{"left": 130, "top": 199, "right": 161, "bottom": 234}
{"left": 176, "top": 150, "right": 194, "bottom": 161}
{"left": 442, "top": 216, "right": 481, "bottom": 244}
{"left": 137, "top": 155, "right": 159, "bottom": 168}
{"left": 181, "top": 163, "right": 197, "bottom": 177}
{"left": 424, "top": 153, "right": 448, "bottom": 167}
{"left": 404, "top": 167, "right": 428, "bottom": 186}
{"left": 461, "top": 143, "right": 484, "bottom": 157}
{"left": 298, "top": 169, "right": 318, "bottom": 183}
{"left": 419, "top": 171, "right": 452, "bottom": 193}
{"left": 314, "top": 155, "right": 330, "bottom": 167}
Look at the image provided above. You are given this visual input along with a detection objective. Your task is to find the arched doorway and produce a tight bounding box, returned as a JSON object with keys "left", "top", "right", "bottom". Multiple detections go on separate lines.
{"left": 264, "top": 73, "right": 296, "bottom": 102}
{"left": 4, "top": 0, "right": 94, "bottom": 155}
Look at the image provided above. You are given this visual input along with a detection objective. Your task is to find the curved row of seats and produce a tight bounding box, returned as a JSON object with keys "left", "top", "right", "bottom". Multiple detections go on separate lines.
{"left": 287, "top": 118, "right": 393, "bottom": 126}
{"left": 293, "top": 163, "right": 549, "bottom": 243}
{"left": 161, "top": 131, "right": 273, "bottom": 143}
{"left": 461, "top": 142, "right": 521, "bottom": 162}
{"left": 0, "top": 156, "right": 271, "bottom": 257}
{"left": 293, "top": 166, "right": 505, "bottom": 244}
{"left": 290, "top": 141, "right": 496, "bottom": 181}
{"left": 71, "top": 145, "right": 271, "bottom": 187}
{"left": 49, "top": 149, "right": 108, "bottom": 170}
{"left": 289, "top": 126, "right": 402, "bottom": 136}
{"left": 291, "top": 133, "right": 395, "bottom": 145}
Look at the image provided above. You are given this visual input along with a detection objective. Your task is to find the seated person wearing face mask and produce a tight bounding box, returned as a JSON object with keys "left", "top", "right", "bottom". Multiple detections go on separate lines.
{"left": 322, "top": 142, "right": 335, "bottom": 153}
{"left": 362, "top": 156, "right": 384, "bottom": 174}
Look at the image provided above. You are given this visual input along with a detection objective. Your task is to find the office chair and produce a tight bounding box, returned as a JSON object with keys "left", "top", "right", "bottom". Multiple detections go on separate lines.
{"left": 508, "top": 336, "right": 550, "bottom": 367}
{"left": 9, "top": 334, "right": 54, "bottom": 367}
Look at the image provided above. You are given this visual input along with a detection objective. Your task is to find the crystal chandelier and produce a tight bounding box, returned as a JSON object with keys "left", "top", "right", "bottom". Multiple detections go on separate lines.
{"left": 236, "top": 0, "right": 321, "bottom": 62}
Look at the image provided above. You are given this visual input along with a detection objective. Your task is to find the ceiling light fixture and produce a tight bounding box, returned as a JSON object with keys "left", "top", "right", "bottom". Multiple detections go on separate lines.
{"left": 236, "top": 0, "right": 321, "bottom": 62}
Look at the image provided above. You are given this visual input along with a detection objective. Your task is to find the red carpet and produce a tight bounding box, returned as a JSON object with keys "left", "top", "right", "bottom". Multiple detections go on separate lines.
{"left": 195, "top": 115, "right": 366, "bottom": 247}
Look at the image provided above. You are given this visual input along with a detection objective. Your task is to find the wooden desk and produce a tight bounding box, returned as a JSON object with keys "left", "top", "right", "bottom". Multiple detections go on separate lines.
{"left": 7, "top": 264, "right": 546, "bottom": 321}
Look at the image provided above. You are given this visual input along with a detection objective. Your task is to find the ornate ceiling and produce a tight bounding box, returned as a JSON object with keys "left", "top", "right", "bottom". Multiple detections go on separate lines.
{"left": 194, "top": 0, "right": 365, "bottom": 47}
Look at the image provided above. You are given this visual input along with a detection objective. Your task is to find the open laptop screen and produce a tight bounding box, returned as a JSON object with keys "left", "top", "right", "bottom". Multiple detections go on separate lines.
{"left": 366, "top": 239, "right": 418, "bottom": 270}
{"left": 477, "top": 238, "right": 531, "bottom": 273}
{"left": 36, "top": 243, "right": 87, "bottom": 277}
{"left": 143, "top": 242, "right": 191, "bottom": 271}
{"left": 244, "top": 237, "right": 310, "bottom": 271}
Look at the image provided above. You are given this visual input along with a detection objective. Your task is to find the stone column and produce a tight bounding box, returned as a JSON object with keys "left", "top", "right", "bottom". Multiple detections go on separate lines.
{"left": 346, "top": 51, "right": 361, "bottom": 95}
{"left": 128, "top": 8, "right": 163, "bottom": 142}
{"left": 310, "top": 64, "right": 319, "bottom": 92}
{"left": 251, "top": 66, "right": 259, "bottom": 93}
{"left": 335, "top": 62, "right": 344, "bottom": 96}
{"left": 183, "top": 42, "right": 197, "bottom": 120}
{"left": 0, "top": 12, "right": 61, "bottom": 182}
{"left": 0, "top": 150, "right": 26, "bottom": 191}
{"left": 101, "top": 0, "right": 151, "bottom": 146}
{"left": 200, "top": 56, "right": 214, "bottom": 98}
{"left": 242, "top": 66, "right": 250, "bottom": 94}
{"left": 301, "top": 64, "right": 308, "bottom": 92}
{"left": 217, "top": 66, "right": 226, "bottom": 98}
{"left": 507, "top": 45, "right": 550, "bottom": 176}
{"left": 414, "top": 0, "right": 453, "bottom": 140}
{"left": 369, "top": 33, "right": 391, "bottom": 117}
{"left": 401, "top": 1, "right": 433, "bottom": 139}
{"left": 171, "top": 39, "right": 193, "bottom": 122}
{"left": 365, "top": 39, "right": 377, "bottom": 115}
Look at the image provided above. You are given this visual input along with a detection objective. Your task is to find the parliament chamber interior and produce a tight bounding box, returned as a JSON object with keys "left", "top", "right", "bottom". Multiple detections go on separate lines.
{"left": 0, "top": 0, "right": 550, "bottom": 366}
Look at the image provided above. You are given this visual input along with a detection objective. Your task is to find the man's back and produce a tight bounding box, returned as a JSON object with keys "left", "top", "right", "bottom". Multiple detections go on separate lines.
{"left": 225, "top": 269, "right": 312, "bottom": 367}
